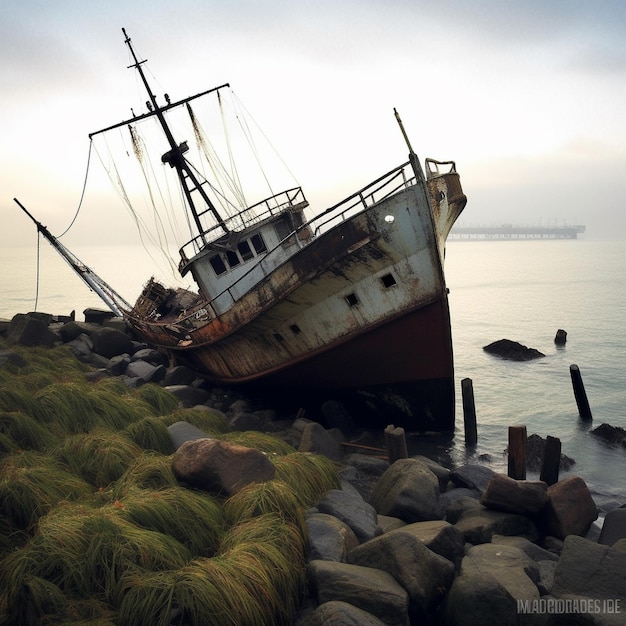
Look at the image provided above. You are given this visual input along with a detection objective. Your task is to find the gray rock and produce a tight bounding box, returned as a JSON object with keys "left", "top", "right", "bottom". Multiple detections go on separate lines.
{"left": 413, "top": 455, "right": 450, "bottom": 491}
{"left": 542, "top": 476, "right": 598, "bottom": 539}
{"left": 106, "top": 353, "right": 130, "bottom": 376}
{"left": 453, "top": 503, "right": 539, "bottom": 544}
{"left": 439, "top": 487, "right": 480, "bottom": 516}
{"left": 125, "top": 359, "right": 166, "bottom": 383}
{"left": 552, "top": 535, "right": 626, "bottom": 603}
{"left": 299, "top": 422, "right": 343, "bottom": 462}
{"left": 7, "top": 314, "right": 58, "bottom": 347}
{"left": 65, "top": 334, "right": 95, "bottom": 361}
{"left": 58, "top": 320, "right": 100, "bottom": 342}
{"left": 598, "top": 507, "right": 626, "bottom": 546}
{"left": 316, "top": 489, "right": 382, "bottom": 543}
{"left": 445, "top": 496, "right": 484, "bottom": 524}
{"left": 492, "top": 534, "right": 559, "bottom": 562}
{"left": 461, "top": 543, "right": 540, "bottom": 600}
{"left": 449, "top": 464, "right": 496, "bottom": 495}
{"left": 480, "top": 473, "right": 549, "bottom": 515}
{"left": 307, "top": 560, "right": 409, "bottom": 626}
{"left": 298, "top": 600, "right": 387, "bottom": 626}
{"left": 164, "top": 385, "right": 210, "bottom": 407}
{"left": 369, "top": 458, "right": 441, "bottom": 522}
{"left": 163, "top": 365, "right": 198, "bottom": 386}
{"left": 167, "top": 421, "right": 211, "bottom": 450}
{"left": 131, "top": 347, "right": 169, "bottom": 366}
{"left": 388, "top": 520, "right": 465, "bottom": 570}
{"left": 348, "top": 530, "right": 455, "bottom": 619}
{"left": 171, "top": 437, "right": 275, "bottom": 495}
{"left": 306, "top": 513, "right": 359, "bottom": 562}
{"left": 91, "top": 326, "right": 134, "bottom": 358}
{"left": 442, "top": 572, "right": 518, "bottom": 626}
{"left": 340, "top": 454, "right": 389, "bottom": 500}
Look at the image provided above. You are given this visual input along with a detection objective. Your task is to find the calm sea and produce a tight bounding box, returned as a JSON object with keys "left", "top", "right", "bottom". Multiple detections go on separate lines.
{"left": 2, "top": 238, "right": 625, "bottom": 509}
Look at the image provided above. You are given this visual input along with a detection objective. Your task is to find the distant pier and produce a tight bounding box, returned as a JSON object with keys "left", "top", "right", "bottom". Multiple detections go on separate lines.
{"left": 450, "top": 224, "right": 586, "bottom": 240}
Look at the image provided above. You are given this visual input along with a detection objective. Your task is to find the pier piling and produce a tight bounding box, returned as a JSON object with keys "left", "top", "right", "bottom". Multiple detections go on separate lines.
{"left": 461, "top": 378, "right": 478, "bottom": 446}
{"left": 540, "top": 435, "right": 561, "bottom": 486}
{"left": 570, "top": 364, "right": 593, "bottom": 421}
{"left": 384, "top": 425, "right": 408, "bottom": 464}
{"left": 508, "top": 425, "right": 527, "bottom": 480}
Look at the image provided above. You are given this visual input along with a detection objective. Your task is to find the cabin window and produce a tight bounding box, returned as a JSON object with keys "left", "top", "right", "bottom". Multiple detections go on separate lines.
{"left": 273, "top": 332, "right": 284, "bottom": 342}
{"left": 290, "top": 324, "right": 301, "bottom": 335}
{"left": 210, "top": 254, "right": 227, "bottom": 276}
{"left": 226, "top": 250, "right": 241, "bottom": 268}
{"left": 237, "top": 240, "right": 254, "bottom": 261}
{"left": 251, "top": 233, "right": 267, "bottom": 254}
{"left": 381, "top": 273, "right": 397, "bottom": 288}
{"left": 345, "top": 293, "right": 359, "bottom": 307}
{"left": 274, "top": 217, "right": 293, "bottom": 242}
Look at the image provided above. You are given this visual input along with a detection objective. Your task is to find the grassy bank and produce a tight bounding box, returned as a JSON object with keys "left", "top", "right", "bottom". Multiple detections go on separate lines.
{"left": 0, "top": 340, "right": 339, "bottom": 625}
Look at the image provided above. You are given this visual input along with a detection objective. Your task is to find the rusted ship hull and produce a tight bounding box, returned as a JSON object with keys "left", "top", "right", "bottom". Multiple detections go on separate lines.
{"left": 125, "top": 164, "right": 466, "bottom": 431}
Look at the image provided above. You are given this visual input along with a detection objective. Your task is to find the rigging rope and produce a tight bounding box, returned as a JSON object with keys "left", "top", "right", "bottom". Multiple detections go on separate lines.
{"left": 59, "top": 140, "right": 94, "bottom": 238}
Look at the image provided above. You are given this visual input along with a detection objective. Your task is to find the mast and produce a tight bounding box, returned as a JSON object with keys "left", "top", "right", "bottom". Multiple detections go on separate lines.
{"left": 120, "top": 28, "right": 228, "bottom": 235}
{"left": 14, "top": 198, "right": 132, "bottom": 317}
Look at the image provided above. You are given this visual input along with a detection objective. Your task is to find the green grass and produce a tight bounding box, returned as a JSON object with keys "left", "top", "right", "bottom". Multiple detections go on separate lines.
{"left": 0, "top": 339, "right": 339, "bottom": 625}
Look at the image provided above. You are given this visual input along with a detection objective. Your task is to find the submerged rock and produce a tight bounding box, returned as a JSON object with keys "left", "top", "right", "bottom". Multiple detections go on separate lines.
{"left": 591, "top": 422, "right": 626, "bottom": 447}
{"left": 483, "top": 339, "right": 545, "bottom": 361}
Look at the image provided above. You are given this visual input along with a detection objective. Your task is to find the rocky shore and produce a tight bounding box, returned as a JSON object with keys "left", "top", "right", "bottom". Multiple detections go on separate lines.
{"left": 2, "top": 310, "right": 626, "bottom": 625}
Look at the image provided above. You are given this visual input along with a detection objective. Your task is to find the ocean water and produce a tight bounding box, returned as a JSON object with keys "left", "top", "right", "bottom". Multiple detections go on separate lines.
{"left": 2, "top": 238, "right": 625, "bottom": 506}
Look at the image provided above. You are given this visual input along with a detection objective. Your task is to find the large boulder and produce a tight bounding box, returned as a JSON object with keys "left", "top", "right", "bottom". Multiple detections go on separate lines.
{"left": 480, "top": 473, "right": 549, "bottom": 515}
{"left": 316, "top": 489, "right": 381, "bottom": 543}
{"left": 541, "top": 476, "right": 598, "bottom": 539}
{"left": 6, "top": 314, "right": 58, "bottom": 347}
{"left": 306, "top": 513, "right": 360, "bottom": 562}
{"left": 369, "top": 458, "right": 441, "bottom": 522}
{"left": 171, "top": 438, "right": 275, "bottom": 495}
{"left": 452, "top": 502, "right": 539, "bottom": 544}
{"left": 388, "top": 520, "right": 465, "bottom": 570}
{"left": 443, "top": 543, "right": 540, "bottom": 625}
{"left": 449, "top": 464, "right": 496, "bottom": 495}
{"left": 91, "top": 326, "right": 134, "bottom": 358}
{"left": 347, "top": 531, "right": 455, "bottom": 620}
{"left": 442, "top": 573, "right": 518, "bottom": 626}
{"left": 307, "top": 560, "right": 409, "bottom": 626}
{"left": 551, "top": 535, "right": 626, "bottom": 604}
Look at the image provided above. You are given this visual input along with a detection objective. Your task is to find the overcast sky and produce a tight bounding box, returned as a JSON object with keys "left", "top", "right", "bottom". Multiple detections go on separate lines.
{"left": 3, "top": 0, "right": 626, "bottom": 252}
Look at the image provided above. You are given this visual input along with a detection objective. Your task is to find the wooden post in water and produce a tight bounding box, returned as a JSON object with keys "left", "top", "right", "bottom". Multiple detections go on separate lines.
{"left": 461, "top": 378, "right": 478, "bottom": 446}
{"left": 508, "top": 425, "right": 527, "bottom": 480}
{"left": 385, "top": 424, "right": 408, "bottom": 464}
{"left": 570, "top": 364, "right": 593, "bottom": 421}
{"left": 540, "top": 435, "right": 561, "bottom": 486}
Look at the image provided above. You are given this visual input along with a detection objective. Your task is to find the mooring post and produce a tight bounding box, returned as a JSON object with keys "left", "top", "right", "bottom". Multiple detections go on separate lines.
{"left": 508, "top": 425, "right": 527, "bottom": 480}
{"left": 461, "top": 378, "right": 478, "bottom": 446}
{"left": 540, "top": 435, "right": 561, "bottom": 486}
{"left": 570, "top": 364, "right": 592, "bottom": 421}
{"left": 384, "top": 424, "right": 408, "bottom": 464}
